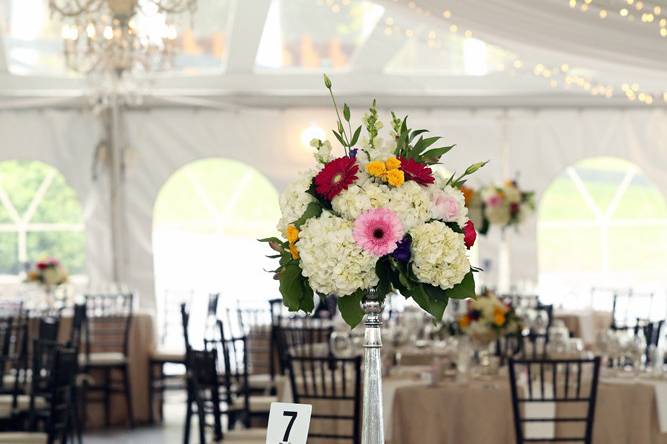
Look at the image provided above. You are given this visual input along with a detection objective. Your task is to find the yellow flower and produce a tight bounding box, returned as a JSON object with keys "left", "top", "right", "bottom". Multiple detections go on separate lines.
{"left": 285, "top": 225, "right": 300, "bottom": 243}
{"left": 385, "top": 156, "right": 401, "bottom": 171}
{"left": 494, "top": 312, "right": 506, "bottom": 327}
{"left": 386, "top": 169, "right": 405, "bottom": 187}
{"left": 366, "top": 160, "right": 387, "bottom": 178}
{"left": 458, "top": 315, "right": 471, "bottom": 328}
{"left": 289, "top": 243, "right": 300, "bottom": 260}
{"left": 504, "top": 179, "right": 516, "bottom": 188}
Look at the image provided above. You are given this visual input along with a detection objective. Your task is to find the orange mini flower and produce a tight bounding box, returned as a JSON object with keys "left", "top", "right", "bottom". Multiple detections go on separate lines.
{"left": 461, "top": 185, "right": 475, "bottom": 208}
{"left": 458, "top": 315, "right": 471, "bottom": 328}
{"left": 285, "top": 225, "right": 300, "bottom": 244}
{"left": 289, "top": 243, "right": 300, "bottom": 260}
{"left": 493, "top": 308, "right": 506, "bottom": 326}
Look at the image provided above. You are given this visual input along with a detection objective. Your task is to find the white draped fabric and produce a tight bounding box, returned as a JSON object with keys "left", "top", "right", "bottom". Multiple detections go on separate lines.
{"left": 2, "top": 105, "right": 667, "bottom": 309}
{"left": 385, "top": 0, "right": 667, "bottom": 86}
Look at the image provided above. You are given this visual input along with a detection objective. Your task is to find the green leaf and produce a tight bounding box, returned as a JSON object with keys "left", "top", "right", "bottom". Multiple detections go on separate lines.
{"left": 409, "top": 129, "right": 429, "bottom": 143}
{"left": 293, "top": 201, "right": 322, "bottom": 228}
{"left": 350, "top": 126, "right": 362, "bottom": 147}
{"left": 445, "top": 270, "right": 476, "bottom": 300}
{"left": 410, "top": 285, "right": 430, "bottom": 313}
{"left": 343, "top": 103, "right": 351, "bottom": 122}
{"left": 375, "top": 259, "right": 393, "bottom": 298}
{"left": 332, "top": 130, "right": 347, "bottom": 148}
{"left": 337, "top": 291, "right": 364, "bottom": 328}
{"left": 415, "top": 136, "right": 441, "bottom": 154}
{"left": 279, "top": 264, "right": 304, "bottom": 311}
{"left": 301, "top": 281, "right": 315, "bottom": 313}
{"left": 421, "top": 145, "right": 455, "bottom": 163}
{"left": 423, "top": 284, "right": 449, "bottom": 322}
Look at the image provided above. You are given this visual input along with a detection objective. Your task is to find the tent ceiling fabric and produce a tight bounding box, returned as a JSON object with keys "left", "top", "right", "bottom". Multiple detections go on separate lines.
{"left": 402, "top": 0, "right": 667, "bottom": 79}
{"left": 0, "top": 0, "right": 666, "bottom": 106}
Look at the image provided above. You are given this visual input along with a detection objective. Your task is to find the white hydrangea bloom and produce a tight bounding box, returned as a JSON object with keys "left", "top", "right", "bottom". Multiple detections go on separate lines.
{"left": 410, "top": 221, "right": 470, "bottom": 290}
{"left": 331, "top": 184, "right": 372, "bottom": 220}
{"left": 386, "top": 181, "right": 432, "bottom": 230}
{"left": 298, "top": 212, "right": 379, "bottom": 296}
{"left": 363, "top": 181, "right": 391, "bottom": 209}
{"left": 277, "top": 171, "right": 316, "bottom": 234}
{"left": 331, "top": 173, "right": 391, "bottom": 221}
{"left": 430, "top": 185, "right": 468, "bottom": 227}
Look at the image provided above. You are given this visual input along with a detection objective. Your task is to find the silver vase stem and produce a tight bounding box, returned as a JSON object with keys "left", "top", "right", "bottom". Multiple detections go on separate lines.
{"left": 361, "top": 288, "right": 384, "bottom": 444}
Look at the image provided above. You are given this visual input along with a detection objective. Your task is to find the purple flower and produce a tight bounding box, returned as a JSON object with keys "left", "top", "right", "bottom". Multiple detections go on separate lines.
{"left": 391, "top": 235, "right": 412, "bottom": 262}
{"left": 349, "top": 148, "right": 358, "bottom": 158}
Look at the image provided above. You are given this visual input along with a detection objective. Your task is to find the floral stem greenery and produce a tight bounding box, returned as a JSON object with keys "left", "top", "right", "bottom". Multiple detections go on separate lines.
{"left": 323, "top": 74, "right": 350, "bottom": 155}
{"left": 365, "top": 99, "right": 379, "bottom": 149}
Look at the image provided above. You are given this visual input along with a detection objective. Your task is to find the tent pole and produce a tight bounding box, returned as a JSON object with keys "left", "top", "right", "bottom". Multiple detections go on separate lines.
{"left": 108, "top": 88, "right": 127, "bottom": 287}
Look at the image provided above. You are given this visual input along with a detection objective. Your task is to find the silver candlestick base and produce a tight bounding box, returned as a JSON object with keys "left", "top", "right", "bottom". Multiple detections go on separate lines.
{"left": 361, "top": 288, "right": 384, "bottom": 444}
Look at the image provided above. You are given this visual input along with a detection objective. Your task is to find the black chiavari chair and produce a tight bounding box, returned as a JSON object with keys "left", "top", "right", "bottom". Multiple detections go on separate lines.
{"left": 287, "top": 354, "right": 362, "bottom": 444}
{"left": 275, "top": 325, "right": 333, "bottom": 375}
{"left": 81, "top": 292, "right": 134, "bottom": 428}
{"left": 236, "top": 305, "right": 276, "bottom": 394}
{"left": 508, "top": 357, "right": 602, "bottom": 444}
{"left": 0, "top": 345, "right": 78, "bottom": 444}
{"left": 148, "top": 291, "right": 191, "bottom": 424}
{"left": 184, "top": 347, "right": 224, "bottom": 444}
{"left": 611, "top": 290, "right": 654, "bottom": 330}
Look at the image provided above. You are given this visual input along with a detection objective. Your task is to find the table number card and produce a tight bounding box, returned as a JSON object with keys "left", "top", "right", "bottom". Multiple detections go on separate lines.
{"left": 265, "top": 402, "right": 312, "bottom": 444}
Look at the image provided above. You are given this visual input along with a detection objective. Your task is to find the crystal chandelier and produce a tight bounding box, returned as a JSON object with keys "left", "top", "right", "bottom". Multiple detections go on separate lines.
{"left": 50, "top": 0, "right": 197, "bottom": 77}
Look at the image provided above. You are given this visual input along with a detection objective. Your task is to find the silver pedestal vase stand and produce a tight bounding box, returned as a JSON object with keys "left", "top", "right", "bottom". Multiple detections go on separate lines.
{"left": 361, "top": 287, "right": 384, "bottom": 444}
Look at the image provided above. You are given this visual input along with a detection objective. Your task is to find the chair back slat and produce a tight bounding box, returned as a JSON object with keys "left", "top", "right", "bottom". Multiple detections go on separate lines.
{"left": 287, "top": 354, "right": 362, "bottom": 443}
{"left": 508, "top": 357, "right": 601, "bottom": 444}
{"left": 83, "top": 293, "right": 133, "bottom": 358}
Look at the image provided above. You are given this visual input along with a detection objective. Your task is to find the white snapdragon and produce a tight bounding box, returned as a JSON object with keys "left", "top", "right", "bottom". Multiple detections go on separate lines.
{"left": 298, "top": 212, "right": 378, "bottom": 296}
{"left": 277, "top": 171, "right": 316, "bottom": 233}
{"left": 410, "top": 221, "right": 470, "bottom": 290}
{"left": 311, "top": 139, "right": 333, "bottom": 164}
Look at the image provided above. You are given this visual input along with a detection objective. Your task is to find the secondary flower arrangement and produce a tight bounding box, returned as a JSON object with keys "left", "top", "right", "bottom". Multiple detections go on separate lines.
{"left": 464, "top": 180, "right": 535, "bottom": 235}
{"left": 261, "top": 75, "right": 486, "bottom": 327}
{"left": 25, "top": 258, "right": 68, "bottom": 290}
{"left": 457, "top": 289, "right": 521, "bottom": 344}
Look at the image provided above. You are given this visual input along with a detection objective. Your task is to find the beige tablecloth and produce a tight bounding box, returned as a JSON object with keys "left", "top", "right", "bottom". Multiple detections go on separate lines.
{"left": 555, "top": 310, "right": 612, "bottom": 344}
{"left": 391, "top": 376, "right": 667, "bottom": 444}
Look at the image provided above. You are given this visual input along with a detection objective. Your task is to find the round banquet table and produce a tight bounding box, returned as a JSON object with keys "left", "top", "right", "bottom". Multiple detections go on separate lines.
{"left": 390, "top": 373, "right": 667, "bottom": 444}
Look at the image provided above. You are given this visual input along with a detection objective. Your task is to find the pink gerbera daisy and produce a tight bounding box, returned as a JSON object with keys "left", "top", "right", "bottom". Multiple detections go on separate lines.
{"left": 353, "top": 208, "right": 405, "bottom": 257}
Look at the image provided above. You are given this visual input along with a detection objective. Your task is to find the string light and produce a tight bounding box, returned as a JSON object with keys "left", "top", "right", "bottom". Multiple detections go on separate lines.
{"left": 565, "top": 0, "right": 667, "bottom": 39}
{"left": 327, "top": 0, "right": 663, "bottom": 106}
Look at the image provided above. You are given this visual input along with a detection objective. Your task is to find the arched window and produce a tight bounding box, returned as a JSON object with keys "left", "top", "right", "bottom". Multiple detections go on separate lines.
{"left": 538, "top": 157, "right": 667, "bottom": 308}
{"left": 153, "top": 158, "right": 280, "bottom": 310}
{"left": 0, "top": 160, "right": 85, "bottom": 278}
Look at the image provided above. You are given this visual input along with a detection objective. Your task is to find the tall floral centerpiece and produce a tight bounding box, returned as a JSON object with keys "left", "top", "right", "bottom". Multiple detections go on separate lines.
{"left": 25, "top": 258, "right": 68, "bottom": 307}
{"left": 261, "top": 75, "right": 485, "bottom": 443}
{"left": 458, "top": 289, "right": 521, "bottom": 344}
{"left": 464, "top": 180, "right": 534, "bottom": 292}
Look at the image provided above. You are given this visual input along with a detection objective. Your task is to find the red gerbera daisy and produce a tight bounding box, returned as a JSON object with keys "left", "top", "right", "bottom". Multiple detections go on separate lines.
{"left": 314, "top": 156, "right": 359, "bottom": 200}
{"left": 398, "top": 156, "right": 435, "bottom": 185}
